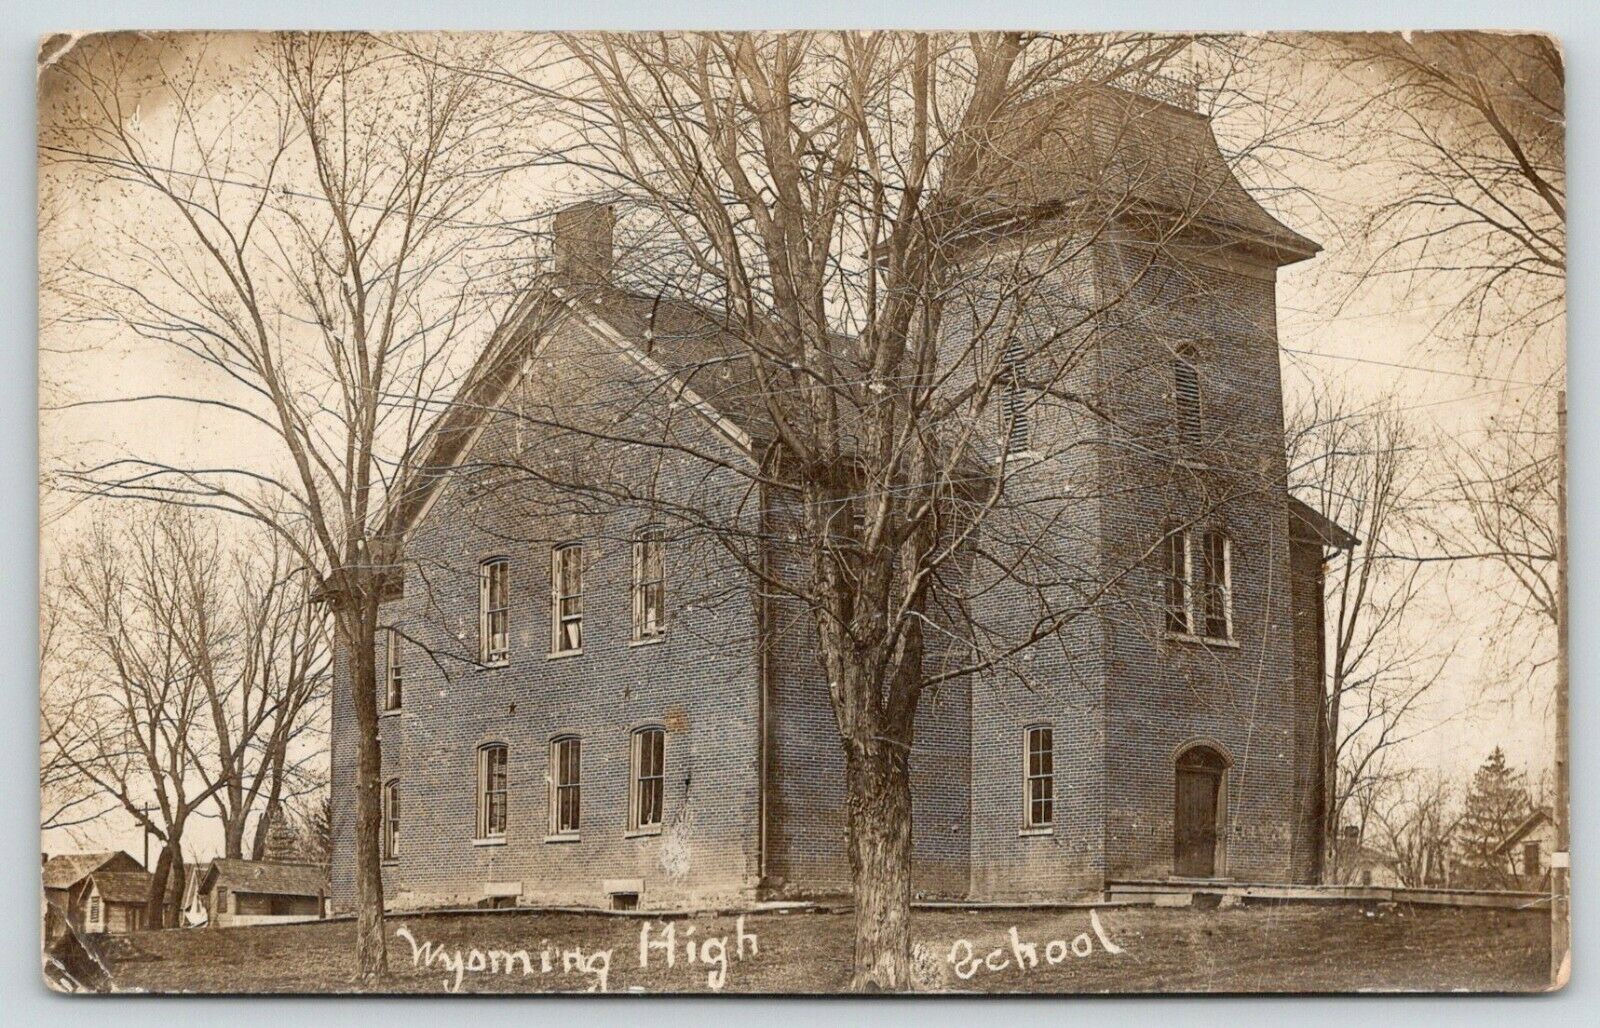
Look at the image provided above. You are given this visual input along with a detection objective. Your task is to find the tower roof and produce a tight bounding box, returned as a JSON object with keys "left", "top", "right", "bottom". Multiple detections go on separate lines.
{"left": 961, "top": 83, "right": 1320, "bottom": 266}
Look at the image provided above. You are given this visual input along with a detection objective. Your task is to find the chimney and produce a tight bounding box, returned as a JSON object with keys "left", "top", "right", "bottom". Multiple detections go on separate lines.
{"left": 552, "top": 201, "right": 615, "bottom": 286}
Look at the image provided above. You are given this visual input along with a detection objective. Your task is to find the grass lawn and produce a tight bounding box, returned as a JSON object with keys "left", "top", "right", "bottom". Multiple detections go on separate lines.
{"left": 94, "top": 902, "right": 1551, "bottom": 995}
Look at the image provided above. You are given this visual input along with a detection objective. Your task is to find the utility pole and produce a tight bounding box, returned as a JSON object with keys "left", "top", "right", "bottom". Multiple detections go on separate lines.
{"left": 141, "top": 803, "right": 151, "bottom": 870}
{"left": 1553, "top": 390, "right": 1569, "bottom": 989}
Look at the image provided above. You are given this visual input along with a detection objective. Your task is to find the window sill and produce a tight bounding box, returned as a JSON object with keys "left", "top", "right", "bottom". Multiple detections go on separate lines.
{"left": 544, "top": 832, "right": 581, "bottom": 844}
{"left": 995, "top": 450, "right": 1046, "bottom": 467}
{"left": 628, "top": 636, "right": 666, "bottom": 648}
{"left": 380, "top": 708, "right": 403, "bottom": 718}
{"left": 625, "top": 827, "right": 663, "bottom": 839}
{"left": 1166, "top": 632, "right": 1240, "bottom": 650}
{"left": 1019, "top": 826, "right": 1055, "bottom": 838}
{"left": 472, "top": 837, "right": 507, "bottom": 848}
{"left": 381, "top": 859, "right": 399, "bottom": 867}
{"left": 546, "top": 649, "right": 584, "bottom": 660}
{"left": 481, "top": 659, "right": 510, "bottom": 670}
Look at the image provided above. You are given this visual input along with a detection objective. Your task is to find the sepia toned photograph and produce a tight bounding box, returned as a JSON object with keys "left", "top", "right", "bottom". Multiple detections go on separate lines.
{"left": 36, "top": 29, "right": 1566, "bottom": 994}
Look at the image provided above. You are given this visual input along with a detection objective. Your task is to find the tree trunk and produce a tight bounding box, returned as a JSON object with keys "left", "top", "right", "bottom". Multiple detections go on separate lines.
{"left": 844, "top": 737, "right": 914, "bottom": 991}
{"left": 164, "top": 858, "right": 186, "bottom": 928}
{"left": 340, "top": 604, "right": 388, "bottom": 983}
{"left": 1321, "top": 684, "right": 1342, "bottom": 881}
{"left": 143, "top": 841, "right": 175, "bottom": 928}
{"left": 223, "top": 812, "right": 247, "bottom": 860}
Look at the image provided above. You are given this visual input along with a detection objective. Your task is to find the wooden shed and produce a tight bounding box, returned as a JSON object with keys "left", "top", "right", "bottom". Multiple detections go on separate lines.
{"left": 199, "top": 859, "right": 328, "bottom": 927}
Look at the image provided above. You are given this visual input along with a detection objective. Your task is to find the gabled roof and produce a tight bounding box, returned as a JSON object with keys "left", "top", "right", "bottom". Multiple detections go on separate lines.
{"left": 1288, "top": 495, "right": 1360, "bottom": 550}
{"left": 1495, "top": 808, "right": 1554, "bottom": 856}
{"left": 576, "top": 287, "right": 781, "bottom": 444}
{"left": 86, "top": 870, "right": 153, "bottom": 905}
{"left": 381, "top": 279, "right": 766, "bottom": 545}
{"left": 42, "top": 851, "right": 141, "bottom": 891}
{"left": 199, "top": 859, "right": 327, "bottom": 897}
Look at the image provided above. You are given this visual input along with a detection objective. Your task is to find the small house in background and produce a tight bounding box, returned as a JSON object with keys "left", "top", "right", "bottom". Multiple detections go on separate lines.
{"left": 179, "top": 862, "right": 209, "bottom": 927}
{"left": 1329, "top": 825, "right": 1400, "bottom": 888}
{"left": 75, "top": 870, "right": 155, "bottom": 934}
{"left": 199, "top": 859, "right": 328, "bottom": 927}
{"left": 1496, "top": 808, "right": 1555, "bottom": 889}
{"left": 41, "top": 851, "right": 145, "bottom": 943}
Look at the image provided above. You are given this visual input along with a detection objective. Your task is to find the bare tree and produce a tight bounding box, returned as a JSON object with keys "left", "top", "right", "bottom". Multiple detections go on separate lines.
{"left": 1327, "top": 31, "right": 1563, "bottom": 676}
{"left": 456, "top": 31, "right": 1309, "bottom": 988}
{"left": 49, "top": 511, "right": 230, "bottom": 926}
{"left": 42, "top": 33, "right": 530, "bottom": 978}
{"left": 1289, "top": 389, "right": 1455, "bottom": 880}
{"left": 39, "top": 579, "right": 120, "bottom": 836}
{"left": 188, "top": 536, "right": 329, "bottom": 860}
{"left": 1434, "top": 403, "right": 1559, "bottom": 673}
{"left": 1331, "top": 32, "right": 1563, "bottom": 361}
{"left": 1371, "top": 772, "right": 1459, "bottom": 888}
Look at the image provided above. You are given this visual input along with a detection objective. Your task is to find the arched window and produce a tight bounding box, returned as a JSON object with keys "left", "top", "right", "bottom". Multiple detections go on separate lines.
{"left": 1161, "top": 526, "right": 1233, "bottom": 641}
{"left": 630, "top": 727, "right": 666, "bottom": 833}
{"left": 477, "top": 744, "right": 508, "bottom": 840}
{"left": 1164, "top": 527, "right": 1192, "bottom": 635}
{"left": 479, "top": 558, "right": 510, "bottom": 665}
{"left": 384, "top": 629, "right": 403, "bottom": 711}
{"left": 551, "top": 544, "right": 583, "bottom": 654}
{"left": 1198, "top": 531, "right": 1233, "bottom": 640}
{"left": 381, "top": 779, "right": 400, "bottom": 861}
{"left": 632, "top": 527, "right": 666, "bottom": 641}
{"left": 1023, "top": 724, "right": 1054, "bottom": 830}
{"left": 550, "top": 736, "right": 581, "bottom": 836}
{"left": 1174, "top": 345, "right": 1202, "bottom": 448}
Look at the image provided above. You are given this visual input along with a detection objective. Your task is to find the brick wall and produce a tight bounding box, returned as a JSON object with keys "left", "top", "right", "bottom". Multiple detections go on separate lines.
{"left": 757, "top": 491, "right": 973, "bottom": 901}
{"left": 1289, "top": 535, "right": 1329, "bottom": 881}
{"left": 1092, "top": 232, "right": 1315, "bottom": 884}
{"left": 332, "top": 313, "right": 765, "bottom": 913}
{"left": 333, "top": 208, "right": 1327, "bottom": 909}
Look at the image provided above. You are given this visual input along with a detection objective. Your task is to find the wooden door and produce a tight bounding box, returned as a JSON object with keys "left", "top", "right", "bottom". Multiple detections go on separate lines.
{"left": 1175, "top": 767, "right": 1219, "bottom": 877}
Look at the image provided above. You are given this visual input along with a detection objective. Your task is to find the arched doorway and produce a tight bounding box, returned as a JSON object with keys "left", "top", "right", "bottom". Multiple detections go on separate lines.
{"left": 1174, "top": 744, "right": 1229, "bottom": 878}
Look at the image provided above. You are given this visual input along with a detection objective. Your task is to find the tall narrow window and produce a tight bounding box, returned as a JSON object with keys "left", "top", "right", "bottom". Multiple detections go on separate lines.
{"left": 1523, "top": 841, "right": 1541, "bottom": 877}
{"left": 384, "top": 629, "right": 403, "bottom": 711}
{"left": 551, "top": 544, "right": 583, "bottom": 654}
{"left": 632, "top": 527, "right": 666, "bottom": 641}
{"left": 382, "top": 779, "right": 400, "bottom": 861}
{"left": 999, "top": 340, "right": 1031, "bottom": 456}
{"left": 477, "top": 744, "right": 508, "bottom": 839}
{"left": 1164, "top": 529, "right": 1192, "bottom": 635}
{"left": 87, "top": 892, "right": 102, "bottom": 929}
{"left": 1199, "top": 531, "right": 1233, "bottom": 640}
{"left": 479, "top": 559, "right": 510, "bottom": 665}
{"left": 1024, "top": 725, "right": 1054, "bottom": 829}
{"left": 1174, "top": 346, "right": 1202, "bottom": 448}
{"left": 630, "top": 727, "right": 666, "bottom": 833}
{"left": 550, "top": 736, "right": 581, "bottom": 835}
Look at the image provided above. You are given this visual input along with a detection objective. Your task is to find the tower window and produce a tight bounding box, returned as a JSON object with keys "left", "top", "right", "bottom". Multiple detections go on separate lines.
{"left": 1174, "top": 345, "right": 1202, "bottom": 448}
{"left": 999, "top": 340, "right": 1032, "bottom": 456}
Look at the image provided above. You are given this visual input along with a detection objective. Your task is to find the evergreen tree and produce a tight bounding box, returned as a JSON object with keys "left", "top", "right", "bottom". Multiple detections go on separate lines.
{"left": 296, "top": 795, "right": 333, "bottom": 866}
{"left": 260, "top": 804, "right": 302, "bottom": 864}
{"left": 1454, "top": 747, "right": 1533, "bottom": 888}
